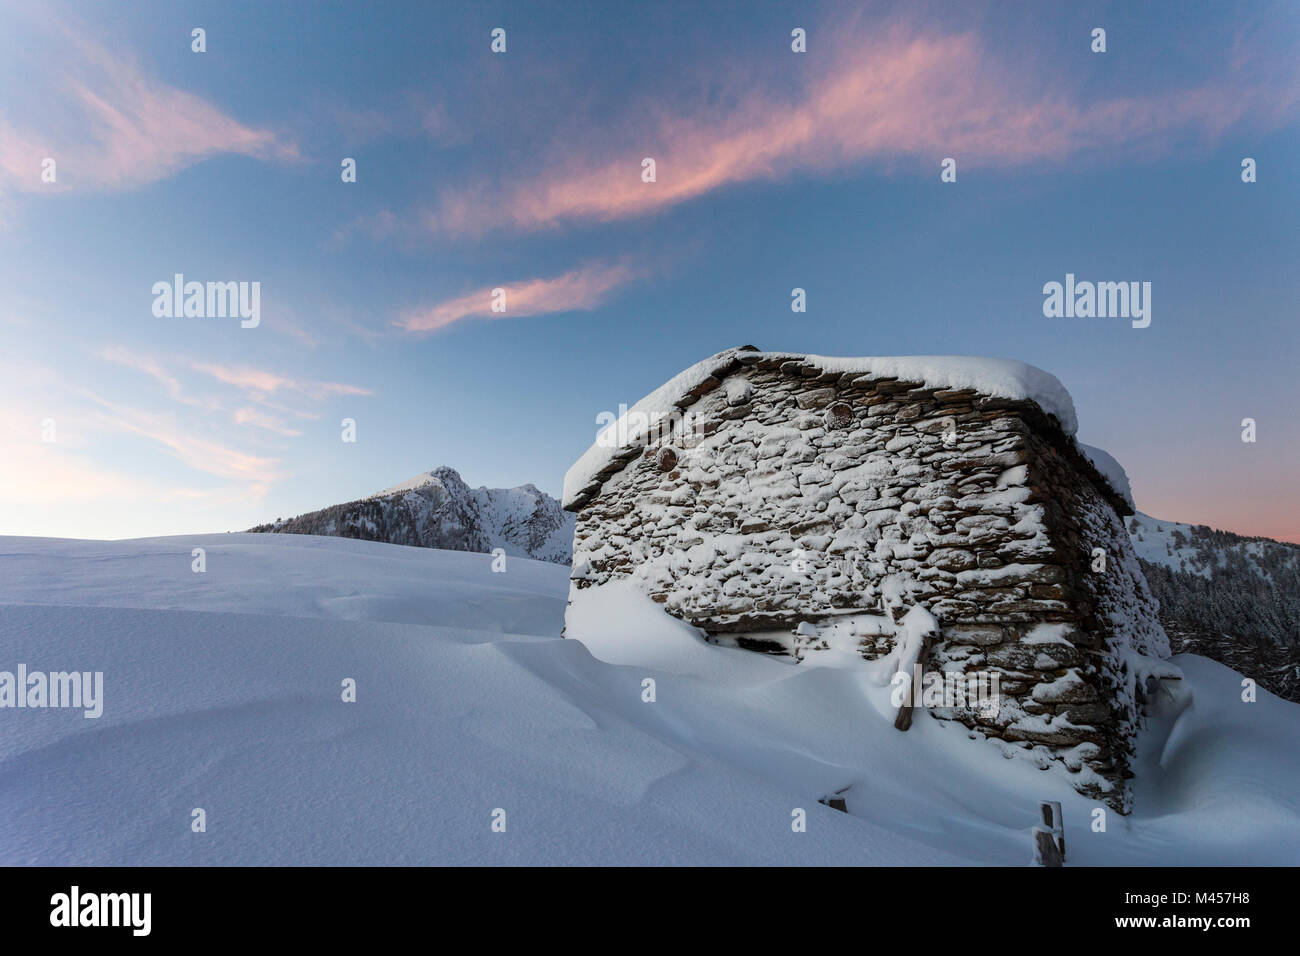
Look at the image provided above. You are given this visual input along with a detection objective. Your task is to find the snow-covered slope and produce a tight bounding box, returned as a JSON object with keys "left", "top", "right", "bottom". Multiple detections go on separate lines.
{"left": 1, "top": 533, "right": 1297, "bottom": 865}
{"left": 249, "top": 466, "right": 574, "bottom": 564}
{"left": 1128, "top": 512, "right": 1300, "bottom": 702}
{"left": 1129, "top": 512, "right": 1300, "bottom": 582}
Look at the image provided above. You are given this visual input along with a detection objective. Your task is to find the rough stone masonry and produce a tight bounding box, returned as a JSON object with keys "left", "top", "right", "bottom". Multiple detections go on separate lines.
{"left": 563, "top": 346, "right": 1171, "bottom": 811}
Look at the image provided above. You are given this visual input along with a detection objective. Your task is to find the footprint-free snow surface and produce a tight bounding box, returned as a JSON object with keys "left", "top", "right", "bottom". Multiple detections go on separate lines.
{"left": 1, "top": 533, "right": 1296, "bottom": 865}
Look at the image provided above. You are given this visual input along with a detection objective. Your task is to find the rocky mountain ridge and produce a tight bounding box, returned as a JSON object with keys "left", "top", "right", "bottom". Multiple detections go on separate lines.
{"left": 248, "top": 466, "right": 573, "bottom": 564}
{"left": 1129, "top": 513, "right": 1300, "bottom": 702}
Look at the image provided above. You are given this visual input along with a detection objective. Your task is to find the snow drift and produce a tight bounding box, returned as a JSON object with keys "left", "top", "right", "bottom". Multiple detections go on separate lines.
{"left": 0, "top": 533, "right": 1296, "bottom": 865}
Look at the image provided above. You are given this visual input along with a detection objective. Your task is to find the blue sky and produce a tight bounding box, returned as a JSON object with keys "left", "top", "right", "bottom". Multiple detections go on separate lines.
{"left": 1, "top": 0, "right": 1297, "bottom": 541}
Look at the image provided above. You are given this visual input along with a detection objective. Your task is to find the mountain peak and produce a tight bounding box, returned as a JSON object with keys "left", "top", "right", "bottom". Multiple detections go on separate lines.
{"left": 368, "top": 465, "right": 466, "bottom": 499}
{"left": 251, "top": 467, "right": 574, "bottom": 564}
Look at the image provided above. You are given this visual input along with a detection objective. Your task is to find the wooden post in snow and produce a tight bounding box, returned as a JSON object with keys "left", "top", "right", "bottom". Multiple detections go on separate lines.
{"left": 893, "top": 633, "right": 933, "bottom": 731}
{"left": 1032, "top": 801, "right": 1065, "bottom": 866}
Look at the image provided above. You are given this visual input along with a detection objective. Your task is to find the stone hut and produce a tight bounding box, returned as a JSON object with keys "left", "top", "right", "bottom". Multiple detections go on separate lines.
{"left": 562, "top": 346, "right": 1171, "bottom": 810}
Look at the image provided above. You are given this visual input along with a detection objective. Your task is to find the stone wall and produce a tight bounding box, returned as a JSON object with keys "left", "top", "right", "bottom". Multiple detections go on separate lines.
{"left": 568, "top": 352, "right": 1166, "bottom": 808}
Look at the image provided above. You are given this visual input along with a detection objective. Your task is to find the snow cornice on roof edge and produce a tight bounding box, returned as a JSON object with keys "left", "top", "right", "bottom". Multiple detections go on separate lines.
{"left": 563, "top": 346, "right": 1131, "bottom": 516}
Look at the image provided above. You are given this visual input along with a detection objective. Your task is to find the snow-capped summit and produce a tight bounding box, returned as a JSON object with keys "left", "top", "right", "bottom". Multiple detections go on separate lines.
{"left": 367, "top": 466, "right": 467, "bottom": 499}
{"left": 249, "top": 466, "right": 574, "bottom": 564}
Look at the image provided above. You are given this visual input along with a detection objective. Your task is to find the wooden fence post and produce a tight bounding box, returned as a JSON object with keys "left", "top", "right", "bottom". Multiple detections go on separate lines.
{"left": 1032, "top": 801, "right": 1065, "bottom": 866}
{"left": 893, "top": 633, "right": 934, "bottom": 731}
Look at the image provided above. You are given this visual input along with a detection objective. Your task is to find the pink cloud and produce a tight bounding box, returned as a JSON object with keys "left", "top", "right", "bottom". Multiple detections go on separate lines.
{"left": 428, "top": 24, "right": 1299, "bottom": 237}
{"left": 187, "top": 362, "right": 371, "bottom": 399}
{"left": 0, "top": 377, "right": 287, "bottom": 495}
{"left": 233, "top": 407, "right": 303, "bottom": 437}
{"left": 82, "top": 392, "right": 283, "bottom": 490}
{"left": 98, "top": 345, "right": 212, "bottom": 409}
{"left": 0, "top": 359, "right": 293, "bottom": 523}
{"left": 397, "top": 261, "right": 640, "bottom": 334}
{"left": 0, "top": 11, "right": 297, "bottom": 194}
{"left": 97, "top": 348, "right": 367, "bottom": 435}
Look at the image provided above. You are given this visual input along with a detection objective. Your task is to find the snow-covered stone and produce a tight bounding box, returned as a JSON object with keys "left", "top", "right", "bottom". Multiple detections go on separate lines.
{"left": 563, "top": 346, "right": 1168, "bottom": 810}
{"left": 563, "top": 347, "right": 1085, "bottom": 510}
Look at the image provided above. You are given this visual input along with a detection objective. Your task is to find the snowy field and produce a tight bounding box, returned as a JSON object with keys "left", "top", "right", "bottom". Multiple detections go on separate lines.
{"left": 1, "top": 533, "right": 1296, "bottom": 865}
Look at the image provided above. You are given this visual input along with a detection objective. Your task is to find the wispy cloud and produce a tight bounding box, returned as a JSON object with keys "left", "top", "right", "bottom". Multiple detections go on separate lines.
{"left": 331, "top": 94, "right": 458, "bottom": 148}
{"left": 98, "top": 345, "right": 214, "bottom": 409}
{"left": 232, "top": 407, "right": 303, "bottom": 438}
{"left": 425, "top": 22, "right": 1299, "bottom": 238}
{"left": 80, "top": 389, "right": 284, "bottom": 491}
{"left": 0, "top": 9, "right": 297, "bottom": 195}
{"left": 188, "top": 361, "right": 372, "bottom": 399}
{"left": 397, "top": 261, "right": 641, "bottom": 334}
{"left": 97, "top": 347, "right": 368, "bottom": 436}
{"left": 0, "top": 371, "right": 281, "bottom": 508}
{"left": 331, "top": 208, "right": 403, "bottom": 246}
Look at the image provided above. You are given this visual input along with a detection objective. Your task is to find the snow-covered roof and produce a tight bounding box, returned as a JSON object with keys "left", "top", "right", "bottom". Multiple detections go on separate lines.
{"left": 564, "top": 347, "right": 1094, "bottom": 508}
{"left": 1076, "top": 442, "right": 1135, "bottom": 512}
